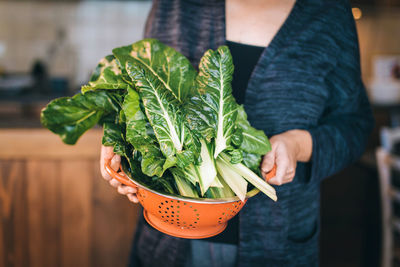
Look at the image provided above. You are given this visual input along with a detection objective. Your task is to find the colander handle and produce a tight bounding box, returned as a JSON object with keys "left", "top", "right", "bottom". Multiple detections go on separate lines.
{"left": 265, "top": 164, "right": 277, "bottom": 182}
{"left": 104, "top": 160, "right": 137, "bottom": 188}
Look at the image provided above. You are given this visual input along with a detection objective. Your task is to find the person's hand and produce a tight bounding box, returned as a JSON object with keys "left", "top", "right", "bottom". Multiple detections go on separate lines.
{"left": 100, "top": 145, "right": 139, "bottom": 203}
{"left": 261, "top": 129, "right": 312, "bottom": 186}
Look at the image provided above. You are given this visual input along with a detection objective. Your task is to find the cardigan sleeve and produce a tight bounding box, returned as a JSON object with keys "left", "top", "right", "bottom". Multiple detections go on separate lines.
{"left": 307, "top": 5, "right": 374, "bottom": 182}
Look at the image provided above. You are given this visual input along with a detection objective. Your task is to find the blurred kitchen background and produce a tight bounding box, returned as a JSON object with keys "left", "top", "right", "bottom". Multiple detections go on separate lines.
{"left": 0, "top": 0, "right": 399, "bottom": 267}
{"left": 0, "top": 0, "right": 151, "bottom": 127}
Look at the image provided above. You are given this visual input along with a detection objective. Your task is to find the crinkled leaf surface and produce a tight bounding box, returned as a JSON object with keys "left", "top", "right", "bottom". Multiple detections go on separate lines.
{"left": 102, "top": 122, "right": 127, "bottom": 155}
{"left": 122, "top": 87, "right": 172, "bottom": 177}
{"left": 186, "top": 46, "right": 237, "bottom": 158}
{"left": 242, "top": 151, "right": 262, "bottom": 173}
{"left": 140, "top": 144, "right": 171, "bottom": 177}
{"left": 41, "top": 91, "right": 122, "bottom": 145}
{"left": 236, "top": 105, "right": 271, "bottom": 155}
{"left": 231, "top": 126, "right": 243, "bottom": 147}
{"left": 112, "top": 38, "right": 197, "bottom": 102}
{"left": 126, "top": 62, "right": 199, "bottom": 170}
{"left": 123, "top": 87, "right": 156, "bottom": 149}
{"left": 228, "top": 149, "right": 243, "bottom": 164}
{"left": 121, "top": 152, "right": 176, "bottom": 195}
{"left": 127, "top": 63, "right": 183, "bottom": 156}
{"left": 82, "top": 55, "right": 129, "bottom": 93}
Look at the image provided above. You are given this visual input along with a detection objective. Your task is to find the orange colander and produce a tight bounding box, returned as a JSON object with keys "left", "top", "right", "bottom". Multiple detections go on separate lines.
{"left": 105, "top": 161, "right": 275, "bottom": 239}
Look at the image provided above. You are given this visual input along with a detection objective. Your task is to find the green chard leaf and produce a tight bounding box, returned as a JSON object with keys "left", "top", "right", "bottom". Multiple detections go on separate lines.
{"left": 140, "top": 144, "right": 171, "bottom": 177}
{"left": 127, "top": 63, "right": 182, "bottom": 155}
{"left": 228, "top": 149, "right": 243, "bottom": 164}
{"left": 112, "top": 38, "right": 197, "bottom": 102}
{"left": 236, "top": 105, "right": 271, "bottom": 155}
{"left": 41, "top": 90, "right": 122, "bottom": 145}
{"left": 122, "top": 86, "right": 173, "bottom": 177}
{"left": 82, "top": 55, "right": 129, "bottom": 93}
{"left": 242, "top": 151, "right": 263, "bottom": 173}
{"left": 186, "top": 46, "right": 238, "bottom": 158}
{"left": 102, "top": 122, "right": 127, "bottom": 155}
{"left": 126, "top": 62, "right": 199, "bottom": 169}
{"left": 231, "top": 126, "right": 243, "bottom": 147}
{"left": 121, "top": 152, "right": 177, "bottom": 195}
{"left": 123, "top": 86, "right": 156, "bottom": 148}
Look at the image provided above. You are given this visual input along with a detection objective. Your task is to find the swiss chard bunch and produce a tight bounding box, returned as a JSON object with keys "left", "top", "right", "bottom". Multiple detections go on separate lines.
{"left": 41, "top": 39, "right": 277, "bottom": 202}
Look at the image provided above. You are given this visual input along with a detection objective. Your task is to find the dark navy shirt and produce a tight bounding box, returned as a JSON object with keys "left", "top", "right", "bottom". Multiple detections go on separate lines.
{"left": 228, "top": 41, "right": 266, "bottom": 105}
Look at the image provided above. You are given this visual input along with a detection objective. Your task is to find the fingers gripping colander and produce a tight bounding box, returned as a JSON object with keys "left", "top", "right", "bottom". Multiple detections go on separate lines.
{"left": 105, "top": 161, "right": 264, "bottom": 239}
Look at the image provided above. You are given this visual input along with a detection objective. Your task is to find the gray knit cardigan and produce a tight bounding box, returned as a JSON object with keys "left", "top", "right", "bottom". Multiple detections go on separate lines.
{"left": 128, "top": 0, "right": 374, "bottom": 266}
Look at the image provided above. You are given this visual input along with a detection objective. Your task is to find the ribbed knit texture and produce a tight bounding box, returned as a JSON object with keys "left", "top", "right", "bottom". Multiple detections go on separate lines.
{"left": 129, "top": 0, "right": 374, "bottom": 266}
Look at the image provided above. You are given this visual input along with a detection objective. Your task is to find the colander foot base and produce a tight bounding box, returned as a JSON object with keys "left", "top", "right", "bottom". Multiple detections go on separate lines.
{"left": 143, "top": 210, "right": 228, "bottom": 239}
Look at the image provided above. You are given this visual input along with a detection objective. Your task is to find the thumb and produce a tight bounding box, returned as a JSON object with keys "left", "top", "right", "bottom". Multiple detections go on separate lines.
{"left": 261, "top": 151, "right": 275, "bottom": 173}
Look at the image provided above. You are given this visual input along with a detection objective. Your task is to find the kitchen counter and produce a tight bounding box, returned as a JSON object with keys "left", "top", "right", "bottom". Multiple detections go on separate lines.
{"left": 0, "top": 128, "right": 139, "bottom": 267}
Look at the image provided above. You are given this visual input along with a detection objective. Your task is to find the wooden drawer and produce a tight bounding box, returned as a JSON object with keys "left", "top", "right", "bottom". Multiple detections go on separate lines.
{"left": 0, "top": 129, "right": 139, "bottom": 267}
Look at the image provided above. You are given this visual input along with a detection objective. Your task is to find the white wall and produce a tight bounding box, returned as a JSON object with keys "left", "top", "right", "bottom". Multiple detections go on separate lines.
{"left": 0, "top": 1, "right": 152, "bottom": 88}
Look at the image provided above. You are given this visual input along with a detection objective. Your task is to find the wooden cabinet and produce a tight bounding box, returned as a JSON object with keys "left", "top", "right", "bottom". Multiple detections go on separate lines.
{"left": 0, "top": 129, "right": 139, "bottom": 267}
